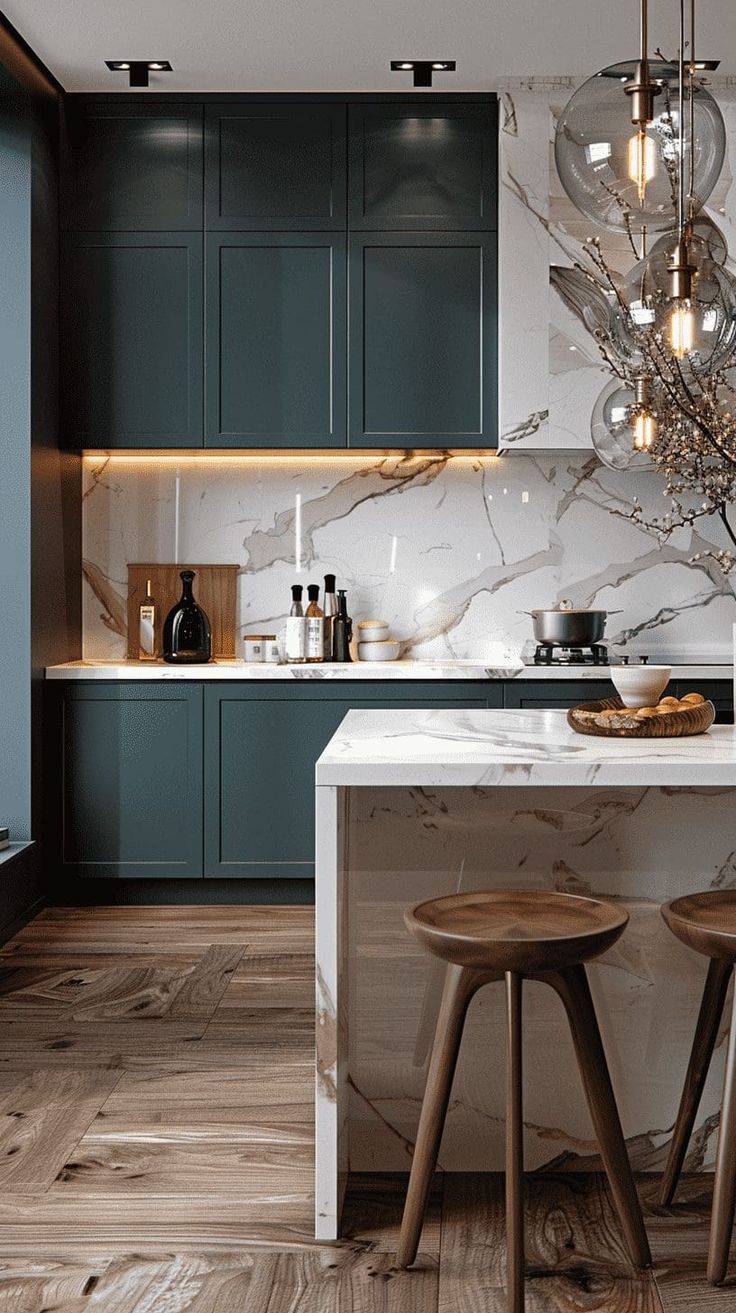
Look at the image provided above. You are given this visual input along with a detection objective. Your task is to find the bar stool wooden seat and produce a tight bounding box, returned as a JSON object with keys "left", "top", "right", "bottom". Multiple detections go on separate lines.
{"left": 660, "top": 890, "right": 736, "bottom": 1285}
{"left": 397, "top": 889, "right": 651, "bottom": 1311}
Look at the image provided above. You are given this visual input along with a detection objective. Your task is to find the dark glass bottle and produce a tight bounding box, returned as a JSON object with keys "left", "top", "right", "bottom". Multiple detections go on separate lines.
{"left": 163, "top": 570, "right": 212, "bottom": 664}
{"left": 332, "top": 589, "right": 352, "bottom": 662}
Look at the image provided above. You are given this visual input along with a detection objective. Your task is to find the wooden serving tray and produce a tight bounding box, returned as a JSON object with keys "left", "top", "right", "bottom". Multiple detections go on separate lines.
{"left": 568, "top": 696, "right": 716, "bottom": 738}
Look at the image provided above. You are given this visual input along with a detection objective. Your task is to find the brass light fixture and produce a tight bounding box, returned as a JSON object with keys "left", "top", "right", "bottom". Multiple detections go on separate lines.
{"left": 666, "top": 0, "right": 698, "bottom": 350}
{"left": 624, "top": 0, "right": 661, "bottom": 203}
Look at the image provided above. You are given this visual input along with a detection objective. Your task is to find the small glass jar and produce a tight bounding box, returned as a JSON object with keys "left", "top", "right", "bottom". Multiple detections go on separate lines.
{"left": 264, "top": 635, "right": 280, "bottom": 664}
{"left": 243, "top": 635, "right": 266, "bottom": 662}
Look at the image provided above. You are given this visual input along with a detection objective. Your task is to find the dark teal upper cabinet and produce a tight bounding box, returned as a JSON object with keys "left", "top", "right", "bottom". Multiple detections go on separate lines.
{"left": 206, "top": 232, "right": 346, "bottom": 447}
{"left": 349, "top": 231, "right": 497, "bottom": 448}
{"left": 205, "top": 104, "right": 346, "bottom": 230}
{"left": 349, "top": 103, "right": 497, "bottom": 231}
{"left": 61, "top": 102, "right": 203, "bottom": 231}
{"left": 62, "top": 232, "right": 203, "bottom": 448}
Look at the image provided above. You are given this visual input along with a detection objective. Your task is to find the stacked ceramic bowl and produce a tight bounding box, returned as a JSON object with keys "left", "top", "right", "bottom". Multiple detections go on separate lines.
{"left": 356, "top": 620, "right": 401, "bottom": 662}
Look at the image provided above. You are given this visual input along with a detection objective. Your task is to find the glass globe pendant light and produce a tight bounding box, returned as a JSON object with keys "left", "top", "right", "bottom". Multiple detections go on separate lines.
{"left": 590, "top": 377, "right": 656, "bottom": 468}
{"left": 612, "top": 240, "right": 736, "bottom": 373}
{"left": 554, "top": 0, "right": 725, "bottom": 234}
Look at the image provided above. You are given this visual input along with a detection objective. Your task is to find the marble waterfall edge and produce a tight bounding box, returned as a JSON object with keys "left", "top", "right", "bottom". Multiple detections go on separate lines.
{"left": 314, "top": 709, "right": 736, "bottom": 1232}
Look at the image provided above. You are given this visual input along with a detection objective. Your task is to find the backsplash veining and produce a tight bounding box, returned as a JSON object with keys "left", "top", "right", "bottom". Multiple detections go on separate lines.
{"left": 82, "top": 453, "right": 736, "bottom": 662}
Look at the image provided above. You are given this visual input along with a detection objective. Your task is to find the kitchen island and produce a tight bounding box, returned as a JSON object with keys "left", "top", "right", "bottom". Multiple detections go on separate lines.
{"left": 315, "top": 707, "right": 736, "bottom": 1238}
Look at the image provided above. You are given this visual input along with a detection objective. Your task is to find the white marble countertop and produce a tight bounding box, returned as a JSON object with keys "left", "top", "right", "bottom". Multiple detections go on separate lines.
{"left": 315, "top": 707, "right": 736, "bottom": 787}
{"left": 45, "top": 659, "right": 733, "bottom": 682}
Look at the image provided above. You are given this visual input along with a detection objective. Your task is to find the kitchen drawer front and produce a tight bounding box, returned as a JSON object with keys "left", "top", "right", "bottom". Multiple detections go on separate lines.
{"left": 205, "top": 232, "right": 347, "bottom": 447}
{"left": 62, "top": 101, "right": 204, "bottom": 232}
{"left": 61, "top": 232, "right": 203, "bottom": 448}
{"left": 503, "top": 679, "right": 615, "bottom": 710}
{"left": 349, "top": 102, "right": 497, "bottom": 231}
{"left": 60, "top": 683, "right": 204, "bottom": 879}
{"left": 204, "top": 683, "right": 499, "bottom": 879}
{"left": 205, "top": 103, "right": 346, "bottom": 230}
{"left": 349, "top": 231, "right": 497, "bottom": 448}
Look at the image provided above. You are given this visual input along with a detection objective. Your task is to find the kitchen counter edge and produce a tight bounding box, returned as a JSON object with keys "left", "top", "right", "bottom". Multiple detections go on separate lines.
{"left": 44, "top": 661, "right": 734, "bottom": 682}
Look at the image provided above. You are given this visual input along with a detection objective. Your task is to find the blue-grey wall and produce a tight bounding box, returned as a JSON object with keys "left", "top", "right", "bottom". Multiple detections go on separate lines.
{"left": 0, "top": 93, "right": 32, "bottom": 840}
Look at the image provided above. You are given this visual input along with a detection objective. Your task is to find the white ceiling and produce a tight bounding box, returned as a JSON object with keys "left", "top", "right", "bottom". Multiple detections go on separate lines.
{"left": 6, "top": 0, "right": 736, "bottom": 93}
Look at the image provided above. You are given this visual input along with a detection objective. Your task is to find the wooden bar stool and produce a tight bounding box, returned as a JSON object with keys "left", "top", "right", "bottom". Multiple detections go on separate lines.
{"left": 397, "top": 889, "right": 651, "bottom": 1311}
{"left": 660, "top": 890, "right": 736, "bottom": 1285}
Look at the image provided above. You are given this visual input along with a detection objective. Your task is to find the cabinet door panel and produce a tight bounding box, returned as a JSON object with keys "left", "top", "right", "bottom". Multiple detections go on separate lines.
{"left": 62, "top": 102, "right": 203, "bottom": 231}
{"left": 672, "top": 679, "right": 733, "bottom": 723}
{"left": 503, "top": 680, "right": 614, "bottom": 710}
{"left": 61, "top": 233, "right": 203, "bottom": 448}
{"left": 205, "top": 684, "right": 493, "bottom": 878}
{"left": 349, "top": 232, "right": 496, "bottom": 448}
{"left": 349, "top": 103, "right": 497, "bottom": 230}
{"left": 206, "top": 232, "right": 346, "bottom": 447}
{"left": 205, "top": 104, "right": 345, "bottom": 230}
{"left": 62, "top": 684, "right": 203, "bottom": 879}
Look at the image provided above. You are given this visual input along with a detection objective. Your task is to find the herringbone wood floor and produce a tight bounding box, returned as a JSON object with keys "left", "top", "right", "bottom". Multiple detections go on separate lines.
{"left": 0, "top": 905, "right": 729, "bottom": 1310}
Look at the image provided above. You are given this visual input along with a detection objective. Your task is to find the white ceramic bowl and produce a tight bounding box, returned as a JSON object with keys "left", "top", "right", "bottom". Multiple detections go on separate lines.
{"left": 356, "top": 620, "right": 390, "bottom": 642}
{"left": 610, "top": 664, "right": 672, "bottom": 709}
{"left": 358, "top": 640, "right": 401, "bottom": 662}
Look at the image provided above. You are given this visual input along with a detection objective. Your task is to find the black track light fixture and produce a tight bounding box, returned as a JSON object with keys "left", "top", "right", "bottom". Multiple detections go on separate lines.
{"left": 105, "top": 60, "right": 172, "bottom": 88}
{"left": 390, "top": 60, "right": 456, "bottom": 88}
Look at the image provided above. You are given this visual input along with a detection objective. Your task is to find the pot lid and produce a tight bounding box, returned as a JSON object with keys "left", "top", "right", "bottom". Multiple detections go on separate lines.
{"left": 531, "top": 599, "right": 607, "bottom": 615}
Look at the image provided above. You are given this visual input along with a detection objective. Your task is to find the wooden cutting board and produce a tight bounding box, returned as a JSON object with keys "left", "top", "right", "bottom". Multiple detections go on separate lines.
{"left": 127, "top": 564, "right": 239, "bottom": 660}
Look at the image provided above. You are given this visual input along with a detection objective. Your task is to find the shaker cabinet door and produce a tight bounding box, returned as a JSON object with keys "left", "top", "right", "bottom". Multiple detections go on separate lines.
{"left": 204, "top": 684, "right": 494, "bottom": 879}
{"left": 349, "top": 103, "right": 497, "bottom": 231}
{"left": 61, "top": 684, "right": 204, "bottom": 879}
{"left": 205, "top": 232, "right": 346, "bottom": 447}
{"left": 205, "top": 103, "right": 346, "bottom": 230}
{"left": 62, "top": 102, "right": 203, "bottom": 231}
{"left": 61, "top": 232, "right": 203, "bottom": 448}
{"left": 349, "top": 232, "right": 496, "bottom": 448}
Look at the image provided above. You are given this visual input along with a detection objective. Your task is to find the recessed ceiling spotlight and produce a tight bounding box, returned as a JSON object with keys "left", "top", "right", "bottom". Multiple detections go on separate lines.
{"left": 390, "top": 59, "right": 456, "bottom": 87}
{"left": 105, "top": 59, "right": 172, "bottom": 87}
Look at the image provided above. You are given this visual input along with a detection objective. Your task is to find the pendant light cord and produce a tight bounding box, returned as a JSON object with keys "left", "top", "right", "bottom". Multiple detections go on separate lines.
{"left": 678, "top": 0, "right": 686, "bottom": 238}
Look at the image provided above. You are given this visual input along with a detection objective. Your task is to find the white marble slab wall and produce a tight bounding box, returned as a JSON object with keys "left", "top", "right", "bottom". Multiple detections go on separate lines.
{"left": 498, "top": 77, "right": 736, "bottom": 450}
{"left": 82, "top": 452, "right": 736, "bottom": 663}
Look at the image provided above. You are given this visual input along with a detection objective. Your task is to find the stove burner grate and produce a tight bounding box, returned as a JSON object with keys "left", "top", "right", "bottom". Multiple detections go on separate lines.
{"left": 533, "top": 643, "right": 609, "bottom": 666}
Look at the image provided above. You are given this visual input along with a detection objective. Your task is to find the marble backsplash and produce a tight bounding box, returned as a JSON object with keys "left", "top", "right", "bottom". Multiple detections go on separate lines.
{"left": 82, "top": 451, "right": 736, "bottom": 662}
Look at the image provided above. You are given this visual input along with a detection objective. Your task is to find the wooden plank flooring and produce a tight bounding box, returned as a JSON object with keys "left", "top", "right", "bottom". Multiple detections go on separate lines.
{"left": 0, "top": 905, "right": 728, "bottom": 1310}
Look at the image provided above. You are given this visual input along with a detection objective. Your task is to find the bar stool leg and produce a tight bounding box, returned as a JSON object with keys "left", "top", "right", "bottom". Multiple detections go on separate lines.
{"left": 550, "top": 964, "right": 652, "bottom": 1269}
{"left": 707, "top": 985, "right": 736, "bottom": 1285}
{"left": 398, "top": 963, "right": 480, "bottom": 1268}
{"left": 661, "top": 958, "right": 732, "bottom": 1207}
{"left": 506, "top": 971, "right": 524, "bottom": 1313}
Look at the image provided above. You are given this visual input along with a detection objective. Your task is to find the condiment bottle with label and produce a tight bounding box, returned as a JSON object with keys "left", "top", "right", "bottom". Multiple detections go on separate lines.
{"left": 305, "top": 584, "right": 325, "bottom": 663}
{"left": 138, "top": 578, "right": 157, "bottom": 660}
{"left": 285, "top": 585, "right": 307, "bottom": 664}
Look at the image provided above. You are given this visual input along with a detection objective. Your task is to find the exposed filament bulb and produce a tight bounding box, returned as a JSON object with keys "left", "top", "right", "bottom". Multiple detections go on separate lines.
{"left": 670, "top": 301, "right": 694, "bottom": 358}
{"left": 627, "top": 127, "right": 657, "bottom": 204}
{"left": 633, "top": 408, "right": 657, "bottom": 451}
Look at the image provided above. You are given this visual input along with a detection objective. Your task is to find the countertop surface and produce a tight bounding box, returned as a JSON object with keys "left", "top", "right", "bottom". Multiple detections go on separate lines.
{"left": 45, "top": 659, "right": 733, "bottom": 682}
{"left": 316, "top": 707, "right": 736, "bottom": 787}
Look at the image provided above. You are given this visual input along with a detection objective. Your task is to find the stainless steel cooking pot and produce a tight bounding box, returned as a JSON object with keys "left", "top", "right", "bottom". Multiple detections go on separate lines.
{"left": 529, "top": 599, "right": 607, "bottom": 647}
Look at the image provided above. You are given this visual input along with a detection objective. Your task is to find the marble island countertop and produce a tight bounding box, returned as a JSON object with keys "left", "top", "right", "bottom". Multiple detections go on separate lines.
{"left": 316, "top": 707, "right": 736, "bottom": 788}
{"left": 45, "top": 659, "right": 734, "bottom": 682}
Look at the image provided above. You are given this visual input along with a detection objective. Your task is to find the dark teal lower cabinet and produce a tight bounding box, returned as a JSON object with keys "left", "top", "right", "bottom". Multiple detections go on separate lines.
{"left": 671, "top": 680, "right": 733, "bottom": 723}
{"left": 204, "top": 683, "right": 498, "bottom": 879}
{"left": 61, "top": 683, "right": 204, "bottom": 879}
{"left": 504, "top": 677, "right": 733, "bottom": 721}
{"left": 503, "top": 679, "right": 615, "bottom": 711}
